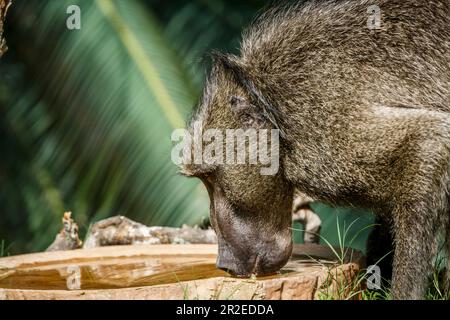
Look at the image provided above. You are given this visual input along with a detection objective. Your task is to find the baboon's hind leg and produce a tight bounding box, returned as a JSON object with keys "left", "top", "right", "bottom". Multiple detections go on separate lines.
{"left": 392, "top": 202, "right": 440, "bottom": 300}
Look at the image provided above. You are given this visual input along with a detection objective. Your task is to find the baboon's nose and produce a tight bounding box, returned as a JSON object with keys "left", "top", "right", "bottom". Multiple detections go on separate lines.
{"left": 217, "top": 246, "right": 290, "bottom": 277}
{"left": 216, "top": 257, "right": 254, "bottom": 277}
{"left": 217, "top": 255, "right": 284, "bottom": 277}
{"left": 216, "top": 244, "right": 254, "bottom": 277}
{"left": 216, "top": 234, "right": 293, "bottom": 277}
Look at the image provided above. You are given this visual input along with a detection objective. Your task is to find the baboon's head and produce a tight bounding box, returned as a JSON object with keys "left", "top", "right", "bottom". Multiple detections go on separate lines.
{"left": 181, "top": 53, "right": 293, "bottom": 276}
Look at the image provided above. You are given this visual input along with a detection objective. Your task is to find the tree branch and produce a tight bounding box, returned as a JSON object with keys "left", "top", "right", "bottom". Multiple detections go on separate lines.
{"left": 0, "top": 0, "right": 11, "bottom": 58}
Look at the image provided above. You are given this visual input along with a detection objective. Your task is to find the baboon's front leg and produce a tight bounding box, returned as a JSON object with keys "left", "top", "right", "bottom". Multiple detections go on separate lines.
{"left": 391, "top": 202, "right": 440, "bottom": 299}
{"left": 445, "top": 224, "right": 450, "bottom": 294}
{"left": 369, "top": 110, "right": 450, "bottom": 299}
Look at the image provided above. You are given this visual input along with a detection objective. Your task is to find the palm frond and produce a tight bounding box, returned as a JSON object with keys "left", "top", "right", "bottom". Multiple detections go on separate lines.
{"left": 0, "top": 0, "right": 211, "bottom": 251}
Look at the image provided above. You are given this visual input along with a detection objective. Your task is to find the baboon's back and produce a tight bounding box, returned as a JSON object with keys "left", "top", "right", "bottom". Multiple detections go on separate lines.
{"left": 241, "top": 0, "right": 450, "bottom": 114}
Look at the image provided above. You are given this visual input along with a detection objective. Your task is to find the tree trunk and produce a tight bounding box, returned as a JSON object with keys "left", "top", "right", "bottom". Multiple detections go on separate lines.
{"left": 0, "top": 0, "right": 11, "bottom": 58}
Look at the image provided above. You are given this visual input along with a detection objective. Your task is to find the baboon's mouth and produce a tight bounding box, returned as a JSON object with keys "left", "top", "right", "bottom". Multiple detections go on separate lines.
{"left": 225, "top": 271, "right": 279, "bottom": 278}
{"left": 218, "top": 261, "right": 281, "bottom": 278}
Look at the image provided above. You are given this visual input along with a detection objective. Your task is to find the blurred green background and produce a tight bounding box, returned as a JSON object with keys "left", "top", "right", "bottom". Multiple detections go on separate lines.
{"left": 0, "top": 0, "right": 374, "bottom": 255}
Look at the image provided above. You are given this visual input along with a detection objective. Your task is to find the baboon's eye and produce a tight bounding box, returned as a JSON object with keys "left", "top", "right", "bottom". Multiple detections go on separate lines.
{"left": 199, "top": 173, "right": 215, "bottom": 190}
{"left": 179, "top": 167, "right": 214, "bottom": 187}
{"left": 201, "top": 173, "right": 214, "bottom": 185}
{"left": 196, "top": 175, "right": 214, "bottom": 199}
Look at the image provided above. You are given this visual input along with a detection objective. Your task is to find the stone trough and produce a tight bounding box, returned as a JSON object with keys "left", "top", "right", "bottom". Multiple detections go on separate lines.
{"left": 0, "top": 244, "right": 364, "bottom": 300}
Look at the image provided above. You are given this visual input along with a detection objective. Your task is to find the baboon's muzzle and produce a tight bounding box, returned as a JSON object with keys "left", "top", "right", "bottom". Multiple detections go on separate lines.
{"left": 216, "top": 237, "right": 293, "bottom": 277}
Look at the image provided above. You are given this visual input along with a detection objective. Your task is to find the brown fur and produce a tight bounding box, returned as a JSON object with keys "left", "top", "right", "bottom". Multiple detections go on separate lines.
{"left": 183, "top": 0, "right": 450, "bottom": 299}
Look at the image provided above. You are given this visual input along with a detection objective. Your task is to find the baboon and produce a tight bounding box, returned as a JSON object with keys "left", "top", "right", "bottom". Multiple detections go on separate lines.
{"left": 181, "top": 0, "right": 450, "bottom": 299}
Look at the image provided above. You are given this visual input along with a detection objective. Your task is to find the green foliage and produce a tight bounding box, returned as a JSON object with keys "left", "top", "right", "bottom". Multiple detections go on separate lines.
{"left": 0, "top": 0, "right": 374, "bottom": 254}
{"left": 0, "top": 0, "right": 245, "bottom": 252}
{"left": 293, "top": 204, "right": 374, "bottom": 254}
{"left": 1, "top": 239, "right": 7, "bottom": 257}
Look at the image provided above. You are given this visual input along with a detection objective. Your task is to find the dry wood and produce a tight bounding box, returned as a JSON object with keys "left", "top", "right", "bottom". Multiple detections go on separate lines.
{"left": 82, "top": 216, "right": 217, "bottom": 248}
{"left": 0, "top": 0, "right": 11, "bottom": 57}
{"left": 46, "top": 214, "right": 217, "bottom": 251}
{"left": 0, "top": 244, "right": 364, "bottom": 300}
{"left": 292, "top": 191, "right": 322, "bottom": 244}
{"left": 46, "top": 212, "right": 83, "bottom": 252}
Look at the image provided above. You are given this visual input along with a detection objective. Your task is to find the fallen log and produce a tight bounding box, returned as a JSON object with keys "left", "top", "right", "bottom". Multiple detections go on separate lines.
{"left": 46, "top": 215, "right": 217, "bottom": 251}
{"left": 83, "top": 216, "right": 217, "bottom": 248}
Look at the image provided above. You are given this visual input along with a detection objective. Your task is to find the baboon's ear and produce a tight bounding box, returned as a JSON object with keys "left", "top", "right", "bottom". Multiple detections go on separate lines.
{"left": 210, "top": 52, "right": 248, "bottom": 88}
{"left": 210, "top": 51, "right": 285, "bottom": 136}
{"left": 229, "top": 95, "right": 266, "bottom": 127}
